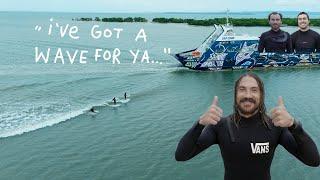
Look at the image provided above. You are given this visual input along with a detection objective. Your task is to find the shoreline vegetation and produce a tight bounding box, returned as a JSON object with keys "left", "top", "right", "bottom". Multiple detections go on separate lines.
{"left": 73, "top": 17, "right": 320, "bottom": 26}
{"left": 73, "top": 17, "right": 148, "bottom": 22}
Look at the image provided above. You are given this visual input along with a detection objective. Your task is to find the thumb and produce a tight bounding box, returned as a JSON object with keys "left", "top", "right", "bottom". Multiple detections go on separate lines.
{"left": 212, "top": 96, "right": 219, "bottom": 106}
{"left": 277, "top": 96, "right": 285, "bottom": 107}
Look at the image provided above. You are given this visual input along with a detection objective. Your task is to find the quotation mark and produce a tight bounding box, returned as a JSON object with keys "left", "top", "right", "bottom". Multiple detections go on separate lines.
{"left": 34, "top": 25, "right": 42, "bottom": 31}
{"left": 163, "top": 48, "right": 171, "bottom": 54}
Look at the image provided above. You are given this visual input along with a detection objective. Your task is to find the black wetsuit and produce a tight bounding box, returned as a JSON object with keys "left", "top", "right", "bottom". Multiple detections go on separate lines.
{"left": 112, "top": 98, "right": 117, "bottom": 104}
{"left": 175, "top": 113, "right": 320, "bottom": 180}
{"left": 258, "top": 30, "right": 293, "bottom": 53}
{"left": 291, "top": 29, "right": 320, "bottom": 53}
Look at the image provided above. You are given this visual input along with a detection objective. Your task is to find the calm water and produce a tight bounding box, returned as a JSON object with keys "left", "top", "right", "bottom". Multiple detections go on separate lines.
{"left": 0, "top": 12, "right": 319, "bottom": 179}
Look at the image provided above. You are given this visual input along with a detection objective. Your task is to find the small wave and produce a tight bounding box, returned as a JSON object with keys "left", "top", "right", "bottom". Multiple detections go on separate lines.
{"left": 0, "top": 100, "right": 113, "bottom": 138}
{"left": 60, "top": 76, "right": 110, "bottom": 85}
{"left": 0, "top": 81, "right": 54, "bottom": 92}
{"left": 0, "top": 109, "right": 84, "bottom": 138}
{"left": 132, "top": 83, "right": 168, "bottom": 100}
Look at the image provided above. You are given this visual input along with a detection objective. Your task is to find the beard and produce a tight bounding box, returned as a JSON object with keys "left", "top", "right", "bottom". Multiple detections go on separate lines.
{"left": 271, "top": 24, "right": 280, "bottom": 31}
{"left": 237, "top": 97, "right": 259, "bottom": 116}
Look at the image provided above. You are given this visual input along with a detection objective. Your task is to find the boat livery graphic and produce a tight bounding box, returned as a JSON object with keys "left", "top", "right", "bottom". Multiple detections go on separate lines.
{"left": 173, "top": 25, "right": 320, "bottom": 70}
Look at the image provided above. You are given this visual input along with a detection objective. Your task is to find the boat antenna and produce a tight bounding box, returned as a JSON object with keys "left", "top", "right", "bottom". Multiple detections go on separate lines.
{"left": 226, "top": 9, "right": 230, "bottom": 26}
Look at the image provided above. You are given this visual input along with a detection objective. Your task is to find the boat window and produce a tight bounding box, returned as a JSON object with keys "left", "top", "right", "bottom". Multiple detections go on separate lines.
{"left": 225, "top": 30, "right": 234, "bottom": 36}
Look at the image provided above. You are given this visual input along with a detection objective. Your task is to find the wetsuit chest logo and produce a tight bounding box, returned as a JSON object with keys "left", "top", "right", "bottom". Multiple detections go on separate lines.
{"left": 250, "top": 142, "right": 269, "bottom": 154}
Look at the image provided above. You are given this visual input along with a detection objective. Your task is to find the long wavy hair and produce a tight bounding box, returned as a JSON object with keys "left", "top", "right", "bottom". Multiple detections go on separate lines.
{"left": 232, "top": 73, "right": 270, "bottom": 128}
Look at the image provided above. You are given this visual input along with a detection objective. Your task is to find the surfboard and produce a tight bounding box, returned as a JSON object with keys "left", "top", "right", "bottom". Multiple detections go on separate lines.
{"left": 104, "top": 102, "right": 121, "bottom": 107}
{"left": 118, "top": 98, "right": 130, "bottom": 104}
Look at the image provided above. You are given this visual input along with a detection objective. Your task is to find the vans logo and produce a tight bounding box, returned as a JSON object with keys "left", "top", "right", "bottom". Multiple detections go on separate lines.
{"left": 250, "top": 142, "right": 269, "bottom": 154}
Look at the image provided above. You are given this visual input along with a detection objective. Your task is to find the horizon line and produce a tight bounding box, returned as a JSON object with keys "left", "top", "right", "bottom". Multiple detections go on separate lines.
{"left": 1, "top": 10, "right": 319, "bottom": 14}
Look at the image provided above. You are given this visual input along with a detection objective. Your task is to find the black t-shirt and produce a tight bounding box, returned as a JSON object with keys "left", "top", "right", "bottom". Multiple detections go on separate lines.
{"left": 291, "top": 29, "right": 320, "bottom": 53}
{"left": 258, "top": 29, "right": 293, "bottom": 53}
{"left": 175, "top": 113, "right": 320, "bottom": 180}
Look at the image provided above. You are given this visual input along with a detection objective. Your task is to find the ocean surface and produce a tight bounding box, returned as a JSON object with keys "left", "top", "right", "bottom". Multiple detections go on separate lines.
{"left": 0, "top": 12, "right": 319, "bottom": 179}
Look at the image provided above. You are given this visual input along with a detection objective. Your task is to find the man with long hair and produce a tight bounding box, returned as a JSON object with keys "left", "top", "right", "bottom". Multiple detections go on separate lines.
{"left": 175, "top": 73, "right": 319, "bottom": 180}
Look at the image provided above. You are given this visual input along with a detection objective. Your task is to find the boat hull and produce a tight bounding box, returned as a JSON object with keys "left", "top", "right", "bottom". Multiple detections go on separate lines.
{"left": 174, "top": 39, "right": 320, "bottom": 70}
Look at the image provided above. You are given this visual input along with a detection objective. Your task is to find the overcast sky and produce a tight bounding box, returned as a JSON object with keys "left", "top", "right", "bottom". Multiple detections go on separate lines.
{"left": 1, "top": 0, "right": 319, "bottom": 12}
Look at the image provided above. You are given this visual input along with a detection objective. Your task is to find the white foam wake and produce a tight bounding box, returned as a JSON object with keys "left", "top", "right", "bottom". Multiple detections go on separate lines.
{"left": 0, "top": 109, "right": 84, "bottom": 138}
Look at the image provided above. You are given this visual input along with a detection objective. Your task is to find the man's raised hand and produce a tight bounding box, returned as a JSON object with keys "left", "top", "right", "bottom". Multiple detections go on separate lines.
{"left": 199, "top": 96, "right": 223, "bottom": 126}
{"left": 270, "top": 96, "right": 294, "bottom": 128}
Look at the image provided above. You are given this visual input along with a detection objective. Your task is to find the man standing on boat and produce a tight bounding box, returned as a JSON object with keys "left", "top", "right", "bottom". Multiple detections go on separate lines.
{"left": 291, "top": 12, "right": 320, "bottom": 53}
{"left": 258, "top": 12, "right": 292, "bottom": 53}
{"left": 175, "top": 73, "right": 319, "bottom": 180}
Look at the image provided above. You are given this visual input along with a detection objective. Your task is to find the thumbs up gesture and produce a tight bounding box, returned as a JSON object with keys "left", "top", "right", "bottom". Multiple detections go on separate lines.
{"left": 270, "top": 96, "right": 294, "bottom": 127}
{"left": 199, "top": 96, "right": 223, "bottom": 126}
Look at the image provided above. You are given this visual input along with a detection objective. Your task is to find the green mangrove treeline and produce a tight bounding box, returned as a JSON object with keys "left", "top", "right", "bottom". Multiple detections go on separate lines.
{"left": 74, "top": 17, "right": 148, "bottom": 22}
{"left": 152, "top": 17, "right": 320, "bottom": 26}
{"left": 74, "top": 17, "right": 320, "bottom": 26}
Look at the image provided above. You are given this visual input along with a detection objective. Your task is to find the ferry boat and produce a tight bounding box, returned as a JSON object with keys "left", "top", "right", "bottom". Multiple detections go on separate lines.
{"left": 173, "top": 24, "right": 320, "bottom": 70}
